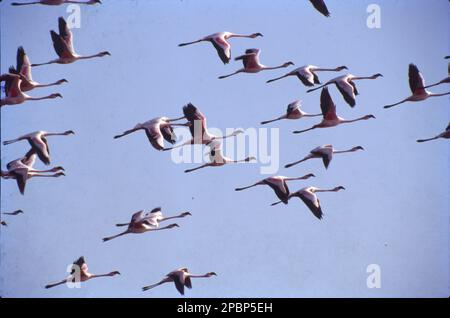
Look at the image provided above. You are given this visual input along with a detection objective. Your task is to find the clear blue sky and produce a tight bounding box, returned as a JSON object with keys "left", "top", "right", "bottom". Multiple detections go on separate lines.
{"left": 1, "top": 0, "right": 448, "bottom": 297}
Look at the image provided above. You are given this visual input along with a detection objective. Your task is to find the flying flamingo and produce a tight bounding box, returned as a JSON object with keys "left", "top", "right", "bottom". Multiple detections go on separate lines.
{"left": 142, "top": 268, "right": 217, "bottom": 295}
{"left": 2, "top": 210, "right": 24, "bottom": 216}
{"left": 1, "top": 149, "right": 65, "bottom": 195}
{"left": 114, "top": 116, "right": 187, "bottom": 151}
{"left": 3, "top": 130, "right": 75, "bottom": 165}
{"left": 235, "top": 173, "right": 315, "bottom": 205}
{"left": 178, "top": 31, "right": 263, "bottom": 64}
{"left": 164, "top": 103, "right": 243, "bottom": 150}
{"left": 218, "top": 49, "right": 294, "bottom": 79}
{"left": 417, "top": 123, "right": 450, "bottom": 143}
{"left": 102, "top": 209, "right": 184, "bottom": 242}
{"left": 266, "top": 65, "right": 347, "bottom": 86}
{"left": 272, "top": 186, "right": 346, "bottom": 220}
{"left": 0, "top": 210, "right": 24, "bottom": 227}
{"left": 31, "top": 17, "right": 110, "bottom": 67}
{"left": 115, "top": 207, "right": 191, "bottom": 227}
{"left": 293, "top": 88, "right": 375, "bottom": 134}
{"left": 307, "top": 73, "right": 383, "bottom": 107}
{"left": 260, "top": 100, "right": 321, "bottom": 125}
{"left": 0, "top": 73, "right": 62, "bottom": 107}
{"left": 309, "top": 0, "right": 330, "bottom": 17}
{"left": 384, "top": 64, "right": 450, "bottom": 109}
{"left": 12, "top": 0, "right": 101, "bottom": 6}
{"left": 184, "top": 141, "right": 256, "bottom": 173}
{"left": 9, "top": 47, "right": 67, "bottom": 92}
{"left": 45, "top": 256, "right": 120, "bottom": 289}
{"left": 285, "top": 145, "right": 364, "bottom": 169}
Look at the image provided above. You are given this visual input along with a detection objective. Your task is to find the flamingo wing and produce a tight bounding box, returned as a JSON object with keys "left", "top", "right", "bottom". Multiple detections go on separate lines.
{"left": 11, "top": 169, "right": 28, "bottom": 195}
{"left": 160, "top": 124, "right": 177, "bottom": 145}
{"left": 320, "top": 87, "right": 338, "bottom": 120}
{"left": 21, "top": 148, "right": 37, "bottom": 168}
{"left": 263, "top": 177, "right": 289, "bottom": 203}
{"left": 2, "top": 74, "right": 21, "bottom": 98}
{"left": 298, "top": 190, "right": 323, "bottom": 219}
{"left": 311, "top": 147, "right": 333, "bottom": 169}
{"left": 295, "top": 67, "right": 316, "bottom": 86}
{"left": 17, "top": 47, "right": 33, "bottom": 81}
{"left": 211, "top": 37, "right": 231, "bottom": 64}
{"left": 183, "top": 103, "right": 207, "bottom": 139}
{"left": 335, "top": 79, "right": 356, "bottom": 107}
{"left": 71, "top": 256, "right": 88, "bottom": 275}
{"left": 235, "top": 49, "right": 260, "bottom": 69}
{"left": 408, "top": 63, "right": 425, "bottom": 94}
{"left": 130, "top": 210, "right": 146, "bottom": 224}
{"left": 58, "top": 17, "right": 75, "bottom": 53}
{"left": 30, "top": 136, "right": 51, "bottom": 165}
{"left": 50, "top": 31, "right": 71, "bottom": 58}
{"left": 309, "top": 0, "right": 330, "bottom": 17}
{"left": 145, "top": 127, "right": 165, "bottom": 151}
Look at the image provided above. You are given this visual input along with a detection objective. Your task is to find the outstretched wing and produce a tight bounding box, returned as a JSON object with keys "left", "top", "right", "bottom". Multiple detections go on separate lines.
{"left": 408, "top": 63, "right": 425, "bottom": 94}
{"left": 298, "top": 191, "right": 323, "bottom": 220}
{"left": 58, "top": 17, "right": 74, "bottom": 53}
{"left": 17, "top": 46, "right": 33, "bottom": 81}
{"left": 320, "top": 87, "right": 338, "bottom": 120}
{"left": 211, "top": 37, "right": 231, "bottom": 64}
{"left": 309, "top": 0, "right": 330, "bottom": 17}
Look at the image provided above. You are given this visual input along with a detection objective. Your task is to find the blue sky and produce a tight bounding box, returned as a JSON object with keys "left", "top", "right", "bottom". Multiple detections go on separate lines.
{"left": 1, "top": 0, "right": 449, "bottom": 297}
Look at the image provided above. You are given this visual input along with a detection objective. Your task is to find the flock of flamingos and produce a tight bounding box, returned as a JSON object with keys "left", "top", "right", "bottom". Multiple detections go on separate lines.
{"left": 1, "top": 0, "right": 449, "bottom": 296}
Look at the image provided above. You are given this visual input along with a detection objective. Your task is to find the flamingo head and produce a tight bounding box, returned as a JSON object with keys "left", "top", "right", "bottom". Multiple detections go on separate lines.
{"left": 109, "top": 271, "right": 121, "bottom": 276}
{"left": 337, "top": 66, "right": 348, "bottom": 71}
{"left": 65, "top": 130, "right": 75, "bottom": 135}
{"left": 283, "top": 61, "right": 295, "bottom": 67}
{"left": 99, "top": 51, "right": 111, "bottom": 57}
{"left": 181, "top": 212, "right": 192, "bottom": 217}
{"left": 304, "top": 173, "right": 316, "bottom": 179}
{"left": 372, "top": 73, "right": 383, "bottom": 78}
{"left": 206, "top": 272, "right": 217, "bottom": 277}
{"left": 334, "top": 186, "right": 346, "bottom": 191}
{"left": 352, "top": 146, "right": 364, "bottom": 151}
{"left": 51, "top": 93, "right": 63, "bottom": 99}
{"left": 251, "top": 33, "right": 263, "bottom": 38}
{"left": 245, "top": 156, "right": 257, "bottom": 162}
{"left": 58, "top": 79, "right": 69, "bottom": 84}
{"left": 364, "top": 115, "right": 376, "bottom": 120}
{"left": 231, "top": 129, "right": 245, "bottom": 136}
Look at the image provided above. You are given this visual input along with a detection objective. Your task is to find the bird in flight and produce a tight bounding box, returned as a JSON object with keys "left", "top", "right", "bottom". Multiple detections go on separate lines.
{"left": 417, "top": 123, "right": 450, "bottom": 143}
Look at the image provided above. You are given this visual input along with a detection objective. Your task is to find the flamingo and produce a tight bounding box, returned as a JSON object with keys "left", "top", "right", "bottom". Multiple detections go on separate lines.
{"left": 309, "top": 0, "right": 330, "bottom": 17}
{"left": 31, "top": 17, "right": 110, "bottom": 67}
{"left": 285, "top": 145, "right": 364, "bottom": 169}
{"left": 12, "top": 0, "right": 101, "bottom": 5}
{"left": 260, "top": 100, "right": 321, "bottom": 125}
{"left": 1, "top": 149, "right": 65, "bottom": 195}
{"left": 114, "top": 116, "right": 187, "bottom": 151}
{"left": 384, "top": 64, "right": 450, "bottom": 109}
{"left": 266, "top": 65, "right": 347, "bottom": 86}
{"left": 307, "top": 73, "right": 383, "bottom": 107}
{"left": 417, "top": 123, "right": 450, "bottom": 143}
{"left": 178, "top": 32, "right": 263, "bottom": 64}
{"left": 115, "top": 207, "right": 191, "bottom": 227}
{"left": 3, "top": 130, "right": 75, "bottom": 165}
{"left": 218, "top": 49, "right": 294, "bottom": 79}
{"left": 102, "top": 209, "right": 183, "bottom": 242}
{"left": 272, "top": 186, "right": 346, "bottom": 220}
{"left": 45, "top": 256, "right": 120, "bottom": 289}
{"left": 235, "top": 173, "right": 315, "bottom": 205}
{"left": 423, "top": 76, "right": 450, "bottom": 89}
{"left": 0, "top": 73, "right": 62, "bottom": 107}
{"left": 164, "top": 103, "right": 243, "bottom": 150}
{"left": 142, "top": 268, "right": 217, "bottom": 295}
{"left": 184, "top": 141, "right": 256, "bottom": 173}
{"left": 293, "top": 88, "right": 375, "bottom": 134}
{"left": 0, "top": 210, "right": 24, "bottom": 227}
{"left": 2, "top": 210, "right": 24, "bottom": 216}
{"left": 9, "top": 47, "right": 67, "bottom": 92}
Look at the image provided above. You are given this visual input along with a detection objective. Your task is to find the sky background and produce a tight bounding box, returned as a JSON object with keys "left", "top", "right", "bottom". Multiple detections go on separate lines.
{"left": 0, "top": 0, "right": 449, "bottom": 298}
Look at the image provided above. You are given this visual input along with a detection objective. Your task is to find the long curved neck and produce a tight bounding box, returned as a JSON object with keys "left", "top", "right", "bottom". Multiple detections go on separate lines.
{"left": 340, "top": 116, "right": 368, "bottom": 124}
{"left": 333, "top": 148, "right": 358, "bottom": 154}
{"left": 430, "top": 92, "right": 450, "bottom": 97}
{"left": 161, "top": 213, "right": 188, "bottom": 221}
{"left": 228, "top": 33, "right": 255, "bottom": 39}
{"left": 77, "top": 53, "right": 104, "bottom": 60}
{"left": 25, "top": 95, "right": 53, "bottom": 101}
{"left": 261, "top": 64, "right": 287, "bottom": 71}
{"left": 44, "top": 132, "right": 70, "bottom": 137}
{"left": 284, "top": 175, "right": 312, "bottom": 181}
{"left": 314, "top": 67, "right": 342, "bottom": 72}
{"left": 90, "top": 272, "right": 114, "bottom": 279}
{"left": 188, "top": 273, "right": 211, "bottom": 278}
